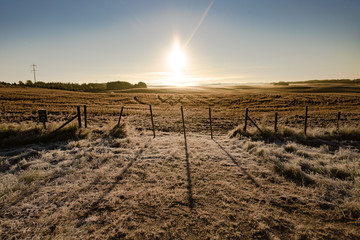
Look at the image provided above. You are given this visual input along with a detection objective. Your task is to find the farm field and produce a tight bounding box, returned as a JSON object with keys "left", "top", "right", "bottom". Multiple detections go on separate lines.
{"left": 1, "top": 83, "right": 360, "bottom": 134}
{"left": 1, "top": 84, "right": 360, "bottom": 239}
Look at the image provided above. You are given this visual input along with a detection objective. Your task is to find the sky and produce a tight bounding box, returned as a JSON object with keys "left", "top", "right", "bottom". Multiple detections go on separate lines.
{"left": 0, "top": 0, "right": 359, "bottom": 86}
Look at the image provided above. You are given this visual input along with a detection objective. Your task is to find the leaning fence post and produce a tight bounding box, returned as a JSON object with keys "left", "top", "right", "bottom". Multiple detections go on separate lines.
{"left": 274, "top": 112, "right": 278, "bottom": 133}
{"left": 117, "top": 106, "right": 124, "bottom": 127}
{"left": 248, "top": 115, "right": 264, "bottom": 134}
{"left": 304, "top": 106, "right": 308, "bottom": 135}
{"left": 52, "top": 114, "right": 78, "bottom": 133}
{"left": 77, "top": 106, "right": 81, "bottom": 128}
{"left": 84, "top": 105, "right": 87, "bottom": 128}
{"left": 209, "top": 107, "right": 213, "bottom": 139}
{"left": 181, "top": 106, "right": 187, "bottom": 146}
{"left": 150, "top": 104, "right": 155, "bottom": 138}
{"left": 243, "top": 108, "right": 249, "bottom": 132}
{"left": 337, "top": 111, "right": 341, "bottom": 131}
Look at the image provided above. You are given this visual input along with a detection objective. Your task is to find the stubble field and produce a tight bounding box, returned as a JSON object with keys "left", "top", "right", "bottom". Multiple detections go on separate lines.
{"left": 1, "top": 84, "right": 360, "bottom": 239}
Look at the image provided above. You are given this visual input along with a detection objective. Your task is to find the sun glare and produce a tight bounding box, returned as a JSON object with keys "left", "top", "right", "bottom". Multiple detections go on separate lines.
{"left": 168, "top": 44, "right": 186, "bottom": 73}
{"left": 164, "top": 41, "right": 190, "bottom": 86}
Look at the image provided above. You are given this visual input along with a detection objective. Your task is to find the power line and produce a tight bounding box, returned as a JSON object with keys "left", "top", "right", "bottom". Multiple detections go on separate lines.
{"left": 31, "top": 64, "right": 37, "bottom": 83}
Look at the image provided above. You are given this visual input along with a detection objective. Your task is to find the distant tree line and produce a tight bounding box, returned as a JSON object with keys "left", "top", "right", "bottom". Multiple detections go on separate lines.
{"left": 0, "top": 80, "right": 147, "bottom": 92}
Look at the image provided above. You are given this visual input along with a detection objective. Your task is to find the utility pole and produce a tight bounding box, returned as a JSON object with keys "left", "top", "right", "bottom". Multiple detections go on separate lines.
{"left": 31, "top": 64, "right": 37, "bottom": 83}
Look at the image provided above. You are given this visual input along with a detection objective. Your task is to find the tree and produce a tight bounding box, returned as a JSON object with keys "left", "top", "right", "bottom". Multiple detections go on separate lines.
{"left": 106, "top": 81, "right": 133, "bottom": 90}
{"left": 26, "top": 80, "right": 33, "bottom": 86}
{"left": 135, "top": 81, "right": 147, "bottom": 88}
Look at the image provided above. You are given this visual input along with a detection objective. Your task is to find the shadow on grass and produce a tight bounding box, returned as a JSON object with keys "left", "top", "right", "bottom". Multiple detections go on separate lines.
{"left": 184, "top": 138, "right": 194, "bottom": 209}
{"left": 213, "top": 140, "right": 261, "bottom": 188}
{"left": 76, "top": 148, "right": 145, "bottom": 228}
{"left": 0, "top": 124, "right": 82, "bottom": 149}
{"left": 0, "top": 123, "right": 127, "bottom": 150}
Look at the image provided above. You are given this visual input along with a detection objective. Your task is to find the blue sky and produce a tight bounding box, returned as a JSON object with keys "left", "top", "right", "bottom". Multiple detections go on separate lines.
{"left": 1, "top": 0, "right": 359, "bottom": 85}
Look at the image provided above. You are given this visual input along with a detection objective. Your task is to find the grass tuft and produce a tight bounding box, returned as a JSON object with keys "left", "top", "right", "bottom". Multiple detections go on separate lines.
{"left": 0, "top": 170, "right": 50, "bottom": 201}
{"left": 109, "top": 123, "right": 127, "bottom": 138}
{"left": 274, "top": 163, "right": 316, "bottom": 186}
{"left": 328, "top": 167, "right": 353, "bottom": 181}
{"left": 335, "top": 127, "right": 360, "bottom": 141}
{"left": 18, "top": 169, "right": 49, "bottom": 184}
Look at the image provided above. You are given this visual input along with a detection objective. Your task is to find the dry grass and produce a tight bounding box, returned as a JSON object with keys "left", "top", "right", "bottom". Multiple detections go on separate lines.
{"left": 231, "top": 128, "right": 360, "bottom": 218}
{"left": 231, "top": 125, "right": 360, "bottom": 144}
{"left": 1, "top": 85, "right": 360, "bottom": 135}
{"left": 0, "top": 121, "right": 127, "bottom": 149}
{"left": 0, "top": 85, "right": 360, "bottom": 239}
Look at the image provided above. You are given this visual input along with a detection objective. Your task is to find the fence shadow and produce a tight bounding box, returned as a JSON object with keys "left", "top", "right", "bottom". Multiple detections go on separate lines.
{"left": 213, "top": 140, "right": 261, "bottom": 188}
{"left": 181, "top": 139, "right": 194, "bottom": 209}
{"left": 184, "top": 140, "right": 194, "bottom": 209}
{"left": 75, "top": 148, "right": 145, "bottom": 228}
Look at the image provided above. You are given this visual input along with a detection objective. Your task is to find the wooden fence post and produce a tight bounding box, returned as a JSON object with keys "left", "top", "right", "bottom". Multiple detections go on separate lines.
{"left": 337, "top": 111, "right": 341, "bottom": 131}
{"left": 38, "top": 109, "right": 47, "bottom": 129}
{"left": 304, "top": 106, "right": 308, "bottom": 135}
{"left": 181, "top": 106, "right": 187, "bottom": 145}
{"left": 84, "top": 105, "right": 87, "bottom": 128}
{"left": 274, "top": 112, "right": 278, "bottom": 133}
{"left": 150, "top": 104, "right": 155, "bottom": 138}
{"left": 117, "top": 106, "right": 124, "bottom": 127}
{"left": 77, "top": 106, "right": 81, "bottom": 128}
{"left": 243, "top": 108, "right": 249, "bottom": 132}
{"left": 209, "top": 107, "right": 213, "bottom": 139}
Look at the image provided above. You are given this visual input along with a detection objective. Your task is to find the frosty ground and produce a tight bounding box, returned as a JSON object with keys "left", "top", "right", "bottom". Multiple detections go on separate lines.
{"left": 1, "top": 125, "right": 359, "bottom": 239}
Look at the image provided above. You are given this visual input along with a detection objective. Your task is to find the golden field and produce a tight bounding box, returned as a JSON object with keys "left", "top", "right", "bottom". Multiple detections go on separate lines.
{"left": 0, "top": 83, "right": 360, "bottom": 239}
{"left": 1, "top": 83, "right": 360, "bottom": 133}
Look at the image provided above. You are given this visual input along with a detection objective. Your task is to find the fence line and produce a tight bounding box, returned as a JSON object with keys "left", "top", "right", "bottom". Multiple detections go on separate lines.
{"left": 4, "top": 104, "right": 352, "bottom": 138}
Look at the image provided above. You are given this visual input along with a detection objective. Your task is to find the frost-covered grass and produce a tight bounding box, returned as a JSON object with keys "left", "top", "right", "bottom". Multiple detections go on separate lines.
{"left": 231, "top": 126, "right": 360, "bottom": 221}
{"left": 1, "top": 126, "right": 359, "bottom": 239}
{"left": 0, "top": 122, "right": 128, "bottom": 203}
{"left": 232, "top": 125, "right": 360, "bottom": 184}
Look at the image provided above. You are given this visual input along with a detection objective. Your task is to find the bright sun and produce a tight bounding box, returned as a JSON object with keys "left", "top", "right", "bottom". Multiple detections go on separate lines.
{"left": 164, "top": 41, "right": 192, "bottom": 86}
{"left": 168, "top": 43, "right": 186, "bottom": 73}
